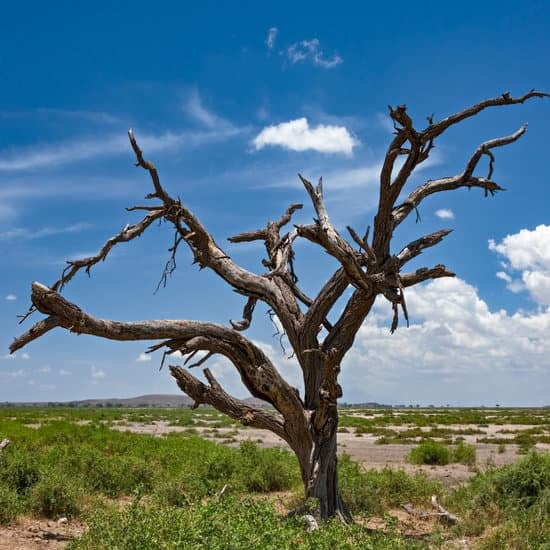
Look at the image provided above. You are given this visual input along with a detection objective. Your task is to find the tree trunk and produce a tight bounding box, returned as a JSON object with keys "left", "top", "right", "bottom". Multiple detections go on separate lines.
{"left": 293, "top": 410, "right": 352, "bottom": 523}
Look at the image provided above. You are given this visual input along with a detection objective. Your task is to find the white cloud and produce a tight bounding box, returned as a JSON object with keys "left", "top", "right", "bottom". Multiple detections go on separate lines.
{"left": 489, "top": 225, "right": 550, "bottom": 305}
{"left": 21, "top": 353, "right": 30, "bottom": 360}
{"left": 136, "top": 352, "right": 152, "bottom": 362}
{"left": 37, "top": 366, "right": 50, "bottom": 373}
{"left": 4, "top": 294, "right": 16, "bottom": 301}
{"left": 435, "top": 208, "right": 454, "bottom": 220}
{"left": 185, "top": 90, "right": 234, "bottom": 130}
{"left": 91, "top": 365, "right": 106, "bottom": 379}
{"left": 0, "top": 134, "right": 129, "bottom": 172}
{"left": 341, "top": 277, "right": 550, "bottom": 405}
{"left": 286, "top": 38, "right": 343, "bottom": 68}
{"left": 0, "top": 126, "right": 243, "bottom": 173}
{"left": 266, "top": 27, "right": 278, "bottom": 50}
{"left": 59, "top": 369, "right": 71, "bottom": 376}
{"left": 253, "top": 118, "right": 357, "bottom": 155}
{"left": 0, "top": 222, "right": 91, "bottom": 242}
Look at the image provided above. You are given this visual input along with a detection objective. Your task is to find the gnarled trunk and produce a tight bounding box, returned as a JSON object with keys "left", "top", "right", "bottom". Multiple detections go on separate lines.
{"left": 291, "top": 405, "right": 351, "bottom": 522}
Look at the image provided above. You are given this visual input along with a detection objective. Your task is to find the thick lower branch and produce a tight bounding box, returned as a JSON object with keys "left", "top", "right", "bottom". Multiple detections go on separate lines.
{"left": 169, "top": 365, "right": 289, "bottom": 442}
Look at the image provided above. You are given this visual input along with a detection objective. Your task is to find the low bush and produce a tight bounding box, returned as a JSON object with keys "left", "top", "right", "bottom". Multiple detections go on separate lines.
{"left": 451, "top": 442, "right": 476, "bottom": 467}
{"left": 31, "top": 473, "right": 81, "bottom": 519}
{"left": 71, "top": 495, "right": 423, "bottom": 550}
{"left": 0, "top": 449, "right": 41, "bottom": 494}
{"left": 237, "top": 440, "right": 299, "bottom": 492}
{"left": 0, "top": 481, "right": 21, "bottom": 525}
{"left": 449, "top": 451, "right": 550, "bottom": 545}
{"left": 408, "top": 440, "right": 450, "bottom": 465}
{"left": 339, "top": 454, "right": 441, "bottom": 515}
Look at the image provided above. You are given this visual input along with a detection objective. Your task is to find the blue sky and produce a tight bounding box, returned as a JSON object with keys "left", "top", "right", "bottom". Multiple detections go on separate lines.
{"left": 1, "top": 1, "right": 549, "bottom": 406}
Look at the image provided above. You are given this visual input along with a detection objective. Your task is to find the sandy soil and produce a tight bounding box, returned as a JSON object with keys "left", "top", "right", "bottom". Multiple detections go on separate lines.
{"left": 0, "top": 518, "right": 85, "bottom": 550}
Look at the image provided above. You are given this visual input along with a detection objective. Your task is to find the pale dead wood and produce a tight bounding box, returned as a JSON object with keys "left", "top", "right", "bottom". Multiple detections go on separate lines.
{"left": 0, "top": 438, "right": 10, "bottom": 453}
{"left": 11, "top": 90, "right": 547, "bottom": 522}
{"left": 401, "top": 496, "right": 459, "bottom": 524}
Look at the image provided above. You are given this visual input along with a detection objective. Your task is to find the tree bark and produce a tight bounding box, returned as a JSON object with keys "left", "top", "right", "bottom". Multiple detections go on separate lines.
{"left": 302, "top": 423, "right": 351, "bottom": 522}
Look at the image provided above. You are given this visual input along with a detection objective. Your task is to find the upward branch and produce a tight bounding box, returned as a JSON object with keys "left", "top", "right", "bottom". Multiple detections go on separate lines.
{"left": 373, "top": 90, "right": 548, "bottom": 260}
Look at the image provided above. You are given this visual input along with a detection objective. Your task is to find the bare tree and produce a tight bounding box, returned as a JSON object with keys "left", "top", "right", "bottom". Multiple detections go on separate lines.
{"left": 11, "top": 90, "right": 548, "bottom": 521}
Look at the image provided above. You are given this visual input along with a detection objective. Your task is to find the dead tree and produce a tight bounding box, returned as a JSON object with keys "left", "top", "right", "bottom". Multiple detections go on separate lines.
{"left": 11, "top": 90, "right": 548, "bottom": 521}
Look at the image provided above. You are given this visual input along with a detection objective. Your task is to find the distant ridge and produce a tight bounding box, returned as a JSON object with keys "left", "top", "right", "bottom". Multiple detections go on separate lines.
{"left": 76, "top": 394, "right": 194, "bottom": 407}
{"left": 1, "top": 394, "right": 268, "bottom": 408}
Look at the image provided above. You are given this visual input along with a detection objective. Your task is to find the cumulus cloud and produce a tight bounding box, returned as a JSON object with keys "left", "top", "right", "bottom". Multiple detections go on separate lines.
{"left": 341, "top": 277, "right": 550, "bottom": 404}
{"left": 435, "top": 208, "right": 454, "bottom": 220}
{"left": 136, "top": 352, "right": 152, "bottom": 362}
{"left": 286, "top": 38, "right": 343, "bottom": 68}
{"left": 59, "top": 369, "right": 71, "bottom": 376}
{"left": 266, "top": 27, "right": 278, "bottom": 50}
{"left": 4, "top": 294, "right": 16, "bottom": 301}
{"left": 489, "top": 225, "right": 550, "bottom": 305}
{"left": 253, "top": 118, "right": 357, "bottom": 155}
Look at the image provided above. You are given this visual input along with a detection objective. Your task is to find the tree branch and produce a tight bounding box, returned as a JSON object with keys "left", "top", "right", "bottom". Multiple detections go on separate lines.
{"left": 462, "top": 124, "right": 527, "bottom": 180}
{"left": 400, "top": 265, "right": 455, "bottom": 287}
{"left": 396, "top": 229, "right": 453, "bottom": 267}
{"left": 296, "top": 175, "right": 373, "bottom": 292}
{"left": 372, "top": 90, "right": 548, "bottom": 260}
{"left": 10, "top": 315, "right": 60, "bottom": 354}
{"left": 170, "top": 365, "right": 289, "bottom": 443}
{"left": 392, "top": 175, "right": 505, "bottom": 228}
{"left": 422, "top": 90, "right": 549, "bottom": 141}
{"left": 16, "top": 282, "right": 306, "bottom": 428}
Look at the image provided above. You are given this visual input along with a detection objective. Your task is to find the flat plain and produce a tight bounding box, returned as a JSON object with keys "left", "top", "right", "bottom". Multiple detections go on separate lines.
{"left": 0, "top": 405, "right": 548, "bottom": 549}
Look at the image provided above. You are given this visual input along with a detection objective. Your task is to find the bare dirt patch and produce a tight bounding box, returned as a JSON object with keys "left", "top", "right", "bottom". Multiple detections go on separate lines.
{"left": 0, "top": 518, "right": 85, "bottom": 550}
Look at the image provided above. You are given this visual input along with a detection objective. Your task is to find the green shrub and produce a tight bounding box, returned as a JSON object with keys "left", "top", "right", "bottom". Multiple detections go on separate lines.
{"left": 0, "top": 481, "right": 21, "bottom": 525}
{"left": 338, "top": 454, "right": 441, "bottom": 515}
{"left": 408, "top": 440, "right": 450, "bottom": 465}
{"left": 155, "top": 471, "right": 209, "bottom": 506}
{"left": 451, "top": 442, "right": 476, "bottom": 467}
{"left": 0, "top": 450, "right": 41, "bottom": 493}
{"left": 71, "top": 495, "right": 423, "bottom": 550}
{"left": 31, "top": 473, "right": 81, "bottom": 518}
{"left": 237, "top": 440, "right": 298, "bottom": 492}
{"left": 449, "top": 451, "right": 550, "bottom": 543}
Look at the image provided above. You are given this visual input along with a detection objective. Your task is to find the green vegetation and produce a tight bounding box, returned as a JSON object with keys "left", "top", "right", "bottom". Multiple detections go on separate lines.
{"left": 449, "top": 451, "right": 550, "bottom": 549}
{"left": 71, "top": 496, "right": 424, "bottom": 550}
{"left": 409, "top": 440, "right": 477, "bottom": 466}
{"left": 0, "top": 406, "right": 548, "bottom": 548}
{"left": 409, "top": 440, "right": 451, "bottom": 465}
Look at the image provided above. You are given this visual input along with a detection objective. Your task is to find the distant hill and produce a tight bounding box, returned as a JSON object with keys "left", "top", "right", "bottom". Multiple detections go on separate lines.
{"left": 1, "top": 394, "right": 269, "bottom": 408}
{"left": 76, "top": 394, "right": 195, "bottom": 407}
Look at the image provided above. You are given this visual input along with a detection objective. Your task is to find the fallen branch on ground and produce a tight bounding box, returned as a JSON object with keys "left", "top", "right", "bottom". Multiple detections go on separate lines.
{"left": 402, "top": 495, "right": 459, "bottom": 524}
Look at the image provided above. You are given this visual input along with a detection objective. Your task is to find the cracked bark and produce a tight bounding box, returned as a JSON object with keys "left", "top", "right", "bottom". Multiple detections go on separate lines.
{"left": 11, "top": 90, "right": 548, "bottom": 521}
